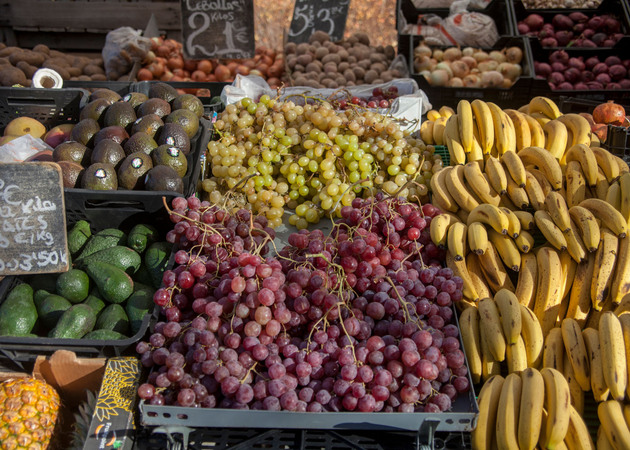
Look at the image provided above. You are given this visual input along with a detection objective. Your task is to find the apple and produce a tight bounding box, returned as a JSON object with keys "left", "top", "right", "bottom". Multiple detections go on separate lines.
{"left": 43, "top": 124, "right": 75, "bottom": 148}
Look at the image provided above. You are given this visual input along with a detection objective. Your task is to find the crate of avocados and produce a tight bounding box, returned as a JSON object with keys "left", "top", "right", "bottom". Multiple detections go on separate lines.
{"left": 408, "top": 36, "right": 534, "bottom": 109}
{"left": 0, "top": 211, "right": 175, "bottom": 358}
{"left": 511, "top": 0, "right": 630, "bottom": 51}
{"left": 132, "top": 81, "right": 228, "bottom": 117}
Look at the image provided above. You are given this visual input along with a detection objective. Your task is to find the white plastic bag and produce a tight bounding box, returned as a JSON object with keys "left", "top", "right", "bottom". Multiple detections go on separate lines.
{"left": 102, "top": 27, "right": 152, "bottom": 80}
{"left": 443, "top": 0, "right": 499, "bottom": 47}
{"left": 0, "top": 135, "right": 53, "bottom": 162}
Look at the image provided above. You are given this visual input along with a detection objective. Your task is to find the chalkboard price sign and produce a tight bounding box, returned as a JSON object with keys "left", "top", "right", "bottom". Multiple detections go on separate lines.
{"left": 288, "top": 0, "right": 350, "bottom": 44}
{"left": 0, "top": 162, "right": 69, "bottom": 275}
{"left": 180, "top": 0, "right": 255, "bottom": 60}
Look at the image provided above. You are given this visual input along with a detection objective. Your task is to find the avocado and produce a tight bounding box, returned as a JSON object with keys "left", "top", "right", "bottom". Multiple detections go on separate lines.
{"left": 49, "top": 304, "right": 96, "bottom": 339}
{"left": 38, "top": 294, "right": 72, "bottom": 330}
{"left": 103, "top": 101, "right": 137, "bottom": 131}
{"left": 83, "top": 329, "right": 127, "bottom": 340}
{"left": 76, "top": 245, "right": 141, "bottom": 275}
{"left": 80, "top": 98, "right": 110, "bottom": 123}
{"left": 123, "top": 132, "right": 158, "bottom": 156}
{"left": 165, "top": 109, "right": 200, "bottom": 139}
{"left": 127, "top": 224, "right": 159, "bottom": 253}
{"left": 144, "top": 241, "right": 173, "bottom": 288}
{"left": 67, "top": 220, "right": 91, "bottom": 256}
{"left": 156, "top": 122, "right": 190, "bottom": 155}
{"left": 56, "top": 268, "right": 90, "bottom": 303}
{"left": 122, "top": 92, "right": 149, "bottom": 109}
{"left": 118, "top": 152, "right": 153, "bottom": 190}
{"left": 86, "top": 261, "right": 134, "bottom": 304}
{"left": 137, "top": 98, "right": 171, "bottom": 118}
{"left": 53, "top": 141, "right": 91, "bottom": 166}
{"left": 0, "top": 284, "right": 37, "bottom": 336}
{"left": 82, "top": 293, "right": 106, "bottom": 316}
{"left": 70, "top": 118, "right": 100, "bottom": 147}
{"left": 148, "top": 82, "right": 179, "bottom": 103}
{"left": 144, "top": 165, "right": 184, "bottom": 194}
{"left": 90, "top": 88, "right": 122, "bottom": 104}
{"left": 133, "top": 263, "right": 155, "bottom": 287}
{"left": 91, "top": 139, "right": 126, "bottom": 169}
{"left": 126, "top": 282, "right": 155, "bottom": 335}
{"left": 92, "top": 125, "right": 129, "bottom": 148}
{"left": 172, "top": 94, "right": 204, "bottom": 119}
{"left": 95, "top": 303, "right": 130, "bottom": 335}
{"left": 77, "top": 228, "right": 127, "bottom": 259}
{"left": 131, "top": 114, "right": 163, "bottom": 138}
{"left": 57, "top": 160, "right": 85, "bottom": 188}
{"left": 154, "top": 143, "right": 189, "bottom": 176}
{"left": 81, "top": 163, "right": 118, "bottom": 190}
{"left": 33, "top": 289, "right": 54, "bottom": 309}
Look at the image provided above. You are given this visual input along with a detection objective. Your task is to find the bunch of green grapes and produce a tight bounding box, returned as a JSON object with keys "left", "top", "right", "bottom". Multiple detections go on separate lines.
{"left": 201, "top": 95, "right": 441, "bottom": 229}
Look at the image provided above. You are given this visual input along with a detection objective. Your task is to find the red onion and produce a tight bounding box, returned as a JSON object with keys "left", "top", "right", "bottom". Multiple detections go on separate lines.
{"left": 524, "top": 14, "right": 545, "bottom": 31}
{"left": 542, "top": 37, "right": 559, "bottom": 47}
{"left": 588, "top": 16, "right": 604, "bottom": 30}
{"left": 568, "top": 57, "right": 585, "bottom": 71}
{"left": 551, "top": 62, "right": 566, "bottom": 72}
{"left": 555, "top": 31, "right": 574, "bottom": 46}
{"left": 581, "top": 71, "right": 596, "bottom": 82}
{"left": 574, "top": 23, "right": 586, "bottom": 33}
{"left": 609, "top": 65, "right": 627, "bottom": 81}
{"left": 592, "top": 33, "right": 608, "bottom": 46}
{"left": 549, "top": 50, "right": 569, "bottom": 64}
{"left": 557, "top": 82, "right": 574, "bottom": 90}
{"left": 604, "top": 17, "right": 621, "bottom": 33}
{"left": 605, "top": 56, "right": 622, "bottom": 66}
{"left": 593, "top": 63, "right": 609, "bottom": 75}
{"left": 580, "top": 39, "right": 598, "bottom": 48}
{"left": 596, "top": 73, "right": 611, "bottom": 84}
{"left": 587, "top": 81, "right": 604, "bottom": 89}
{"left": 603, "top": 39, "right": 617, "bottom": 47}
{"left": 564, "top": 68, "right": 581, "bottom": 83}
{"left": 623, "top": 60, "right": 630, "bottom": 70}
{"left": 568, "top": 12, "right": 588, "bottom": 23}
{"left": 607, "top": 82, "right": 622, "bottom": 90}
{"left": 549, "top": 72, "right": 565, "bottom": 85}
{"left": 585, "top": 57, "right": 600, "bottom": 70}
{"left": 574, "top": 82, "right": 588, "bottom": 90}
{"left": 619, "top": 79, "right": 630, "bottom": 89}
{"left": 582, "top": 29, "right": 595, "bottom": 39}
{"left": 536, "top": 62, "right": 552, "bottom": 78}
{"left": 552, "top": 14, "right": 574, "bottom": 30}
{"left": 517, "top": 23, "right": 530, "bottom": 35}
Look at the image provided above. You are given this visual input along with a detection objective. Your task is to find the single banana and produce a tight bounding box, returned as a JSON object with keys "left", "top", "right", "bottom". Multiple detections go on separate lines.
{"left": 615, "top": 295, "right": 630, "bottom": 316}
{"left": 613, "top": 154, "right": 630, "bottom": 174}
{"left": 543, "top": 119, "right": 569, "bottom": 160}
{"left": 455, "top": 208, "right": 470, "bottom": 225}
{"left": 564, "top": 405, "right": 596, "bottom": 450}
{"left": 597, "top": 425, "right": 615, "bottom": 450}
{"left": 595, "top": 168, "right": 611, "bottom": 200}
{"left": 479, "top": 297, "right": 507, "bottom": 362}
{"left": 498, "top": 207, "right": 521, "bottom": 237}
{"left": 481, "top": 319, "right": 502, "bottom": 381}
{"left": 562, "top": 352, "right": 585, "bottom": 417}
{"left": 457, "top": 99, "right": 474, "bottom": 154}
{"left": 430, "top": 167, "right": 459, "bottom": 213}
{"left": 565, "top": 218, "right": 588, "bottom": 263}
{"left": 463, "top": 162, "right": 501, "bottom": 206}
{"left": 531, "top": 111, "right": 552, "bottom": 127}
{"left": 426, "top": 109, "right": 441, "bottom": 122}
{"left": 445, "top": 164, "right": 479, "bottom": 212}
{"left": 467, "top": 252, "right": 492, "bottom": 300}
{"left": 566, "top": 255, "right": 595, "bottom": 327}
{"left": 612, "top": 233, "right": 630, "bottom": 306}
{"left": 518, "top": 368, "right": 545, "bottom": 450}
{"left": 565, "top": 160, "right": 587, "bottom": 209}
{"left": 496, "top": 372, "right": 522, "bottom": 450}
{"left": 544, "top": 191, "right": 572, "bottom": 233}
{"left": 466, "top": 203, "right": 509, "bottom": 235}
{"left": 534, "top": 246, "right": 564, "bottom": 336}
{"left": 527, "top": 167, "right": 554, "bottom": 197}
{"left": 501, "top": 149, "right": 527, "bottom": 188}
{"left": 439, "top": 105, "right": 454, "bottom": 118}
{"left": 520, "top": 303, "right": 544, "bottom": 367}
{"left": 488, "top": 227, "right": 521, "bottom": 272}
{"left": 565, "top": 143, "right": 599, "bottom": 187}
{"left": 432, "top": 115, "right": 447, "bottom": 146}
{"left": 420, "top": 120, "right": 434, "bottom": 145}
{"left": 599, "top": 311, "right": 628, "bottom": 401}
{"left": 561, "top": 318, "right": 591, "bottom": 391}
{"left": 559, "top": 249, "right": 578, "bottom": 303}
{"left": 459, "top": 306, "right": 482, "bottom": 384}
{"left": 518, "top": 146, "right": 564, "bottom": 191}
{"left": 558, "top": 113, "right": 592, "bottom": 148}
{"left": 472, "top": 375, "right": 505, "bottom": 450}
{"left": 598, "top": 400, "right": 630, "bottom": 449}
{"left": 487, "top": 101, "right": 514, "bottom": 155}
{"left": 592, "top": 146, "right": 621, "bottom": 183}
{"left": 444, "top": 113, "right": 467, "bottom": 165}
{"left": 617, "top": 314, "right": 630, "bottom": 400}
{"left": 585, "top": 300, "right": 614, "bottom": 331}
{"left": 505, "top": 108, "right": 532, "bottom": 152}
{"left": 568, "top": 205, "right": 601, "bottom": 252}
{"left": 514, "top": 210, "right": 535, "bottom": 231}
{"left": 467, "top": 221, "right": 488, "bottom": 255}
{"left": 505, "top": 173, "right": 530, "bottom": 210}
{"left": 515, "top": 230, "right": 535, "bottom": 254}
{"left": 446, "top": 221, "right": 467, "bottom": 261}
{"left": 485, "top": 155, "right": 509, "bottom": 195}
{"left": 540, "top": 367, "right": 571, "bottom": 450}
{"left": 524, "top": 170, "right": 546, "bottom": 211}
{"left": 529, "top": 96, "right": 562, "bottom": 120}
{"left": 446, "top": 251, "right": 479, "bottom": 302}
{"left": 507, "top": 334, "right": 529, "bottom": 374}
{"left": 618, "top": 172, "right": 630, "bottom": 224}
{"left": 471, "top": 99, "right": 494, "bottom": 155}
{"left": 591, "top": 228, "right": 619, "bottom": 311}
{"left": 430, "top": 212, "right": 461, "bottom": 248}
{"left": 478, "top": 241, "right": 515, "bottom": 294}
{"left": 606, "top": 181, "right": 622, "bottom": 214}
{"left": 524, "top": 113, "right": 545, "bottom": 148}
{"left": 543, "top": 327, "right": 565, "bottom": 372}
{"left": 582, "top": 327, "right": 610, "bottom": 402}
{"left": 494, "top": 289, "right": 522, "bottom": 345}
{"left": 516, "top": 253, "right": 538, "bottom": 308}
{"left": 535, "top": 210, "right": 568, "bottom": 251}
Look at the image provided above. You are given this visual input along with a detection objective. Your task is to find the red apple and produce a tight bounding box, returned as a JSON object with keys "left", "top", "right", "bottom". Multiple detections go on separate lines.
{"left": 43, "top": 124, "right": 74, "bottom": 148}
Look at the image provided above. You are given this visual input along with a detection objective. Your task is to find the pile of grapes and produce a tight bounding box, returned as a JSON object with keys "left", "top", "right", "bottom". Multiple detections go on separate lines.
{"left": 335, "top": 86, "right": 401, "bottom": 110}
{"left": 137, "top": 195, "right": 469, "bottom": 413}
{"left": 200, "top": 96, "right": 444, "bottom": 230}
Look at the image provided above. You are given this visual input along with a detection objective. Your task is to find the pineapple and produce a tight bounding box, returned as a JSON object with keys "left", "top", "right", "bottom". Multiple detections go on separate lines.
{"left": 0, "top": 377, "right": 60, "bottom": 450}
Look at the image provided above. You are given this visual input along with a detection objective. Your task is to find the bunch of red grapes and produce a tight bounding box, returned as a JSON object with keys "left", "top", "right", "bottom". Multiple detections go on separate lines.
{"left": 137, "top": 194, "right": 469, "bottom": 414}
{"left": 337, "top": 86, "right": 400, "bottom": 110}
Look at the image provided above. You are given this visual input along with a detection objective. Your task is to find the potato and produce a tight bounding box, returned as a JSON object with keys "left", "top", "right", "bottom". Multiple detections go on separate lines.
{"left": 43, "top": 63, "right": 71, "bottom": 80}
{"left": 286, "top": 54, "right": 298, "bottom": 69}
{"left": 10, "top": 50, "right": 45, "bottom": 67}
{"left": 384, "top": 45, "right": 395, "bottom": 59}
{"left": 309, "top": 30, "right": 330, "bottom": 44}
{"left": 293, "top": 64, "right": 305, "bottom": 73}
{"left": 77, "top": 75, "right": 92, "bottom": 81}
{"left": 352, "top": 66, "right": 366, "bottom": 80}
{"left": 83, "top": 64, "right": 104, "bottom": 76}
{"left": 0, "top": 43, "right": 5, "bottom": 50}
{"left": 32, "top": 44, "right": 50, "bottom": 55}
{"left": 49, "top": 49, "right": 66, "bottom": 59}
{"left": 285, "top": 42, "right": 297, "bottom": 54}
{"left": 296, "top": 43, "right": 310, "bottom": 54}
{"left": 364, "top": 69, "right": 378, "bottom": 84}
{"left": 16, "top": 61, "right": 38, "bottom": 79}
{"left": 91, "top": 74, "right": 107, "bottom": 81}
{"left": 371, "top": 63, "right": 386, "bottom": 73}
{"left": 323, "top": 62, "right": 337, "bottom": 74}
{"left": 314, "top": 46, "right": 328, "bottom": 60}
{"left": 381, "top": 71, "right": 394, "bottom": 82}
{"left": 354, "top": 32, "right": 370, "bottom": 46}
{"left": 358, "top": 60, "right": 371, "bottom": 70}
{"left": 68, "top": 66, "right": 82, "bottom": 77}
{"left": 0, "top": 58, "right": 10, "bottom": 66}
{"left": 296, "top": 53, "right": 312, "bottom": 66}
{"left": 338, "top": 61, "right": 350, "bottom": 73}
{"left": 0, "top": 47, "right": 19, "bottom": 58}
{"left": 0, "top": 66, "right": 27, "bottom": 86}
{"left": 343, "top": 69, "right": 356, "bottom": 83}
{"left": 337, "top": 49, "right": 349, "bottom": 61}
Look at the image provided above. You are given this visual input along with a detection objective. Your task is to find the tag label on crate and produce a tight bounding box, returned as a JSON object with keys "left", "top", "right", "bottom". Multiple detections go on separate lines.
{"left": 180, "top": 0, "right": 255, "bottom": 60}
{"left": 0, "top": 162, "right": 69, "bottom": 275}
{"left": 288, "top": 0, "right": 350, "bottom": 44}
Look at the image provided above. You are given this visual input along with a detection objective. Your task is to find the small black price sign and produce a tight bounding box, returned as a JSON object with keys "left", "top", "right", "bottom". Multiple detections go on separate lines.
{"left": 0, "top": 162, "right": 69, "bottom": 275}
{"left": 180, "top": 0, "right": 255, "bottom": 60}
{"left": 288, "top": 0, "right": 350, "bottom": 44}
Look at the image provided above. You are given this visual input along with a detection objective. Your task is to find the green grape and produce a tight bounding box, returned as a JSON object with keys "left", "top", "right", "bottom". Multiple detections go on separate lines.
{"left": 298, "top": 185, "right": 309, "bottom": 197}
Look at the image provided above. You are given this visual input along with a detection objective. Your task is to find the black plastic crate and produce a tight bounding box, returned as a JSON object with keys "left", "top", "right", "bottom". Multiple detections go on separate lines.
{"left": 396, "top": 0, "right": 515, "bottom": 74}
{"left": 511, "top": 0, "right": 630, "bottom": 50}
{"left": 0, "top": 87, "right": 86, "bottom": 131}
{"left": 529, "top": 39, "right": 630, "bottom": 104}
{"left": 132, "top": 81, "right": 228, "bottom": 118}
{"left": 408, "top": 36, "right": 534, "bottom": 109}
